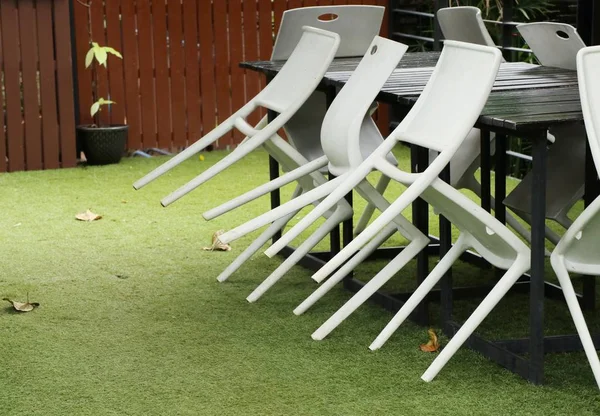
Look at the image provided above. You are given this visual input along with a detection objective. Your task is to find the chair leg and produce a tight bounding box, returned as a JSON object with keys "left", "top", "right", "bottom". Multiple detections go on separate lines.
{"left": 216, "top": 210, "right": 298, "bottom": 283}
{"left": 219, "top": 176, "right": 346, "bottom": 244}
{"left": 354, "top": 174, "right": 391, "bottom": 236}
{"left": 311, "top": 180, "right": 427, "bottom": 283}
{"left": 202, "top": 155, "right": 328, "bottom": 220}
{"left": 421, "top": 254, "right": 530, "bottom": 382}
{"left": 246, "top": 202, "right": 353, "bottom": 303}
{"left": 293, "top": 222, "right": 398, "bottom": 316}
{"left": 369, "top": 235, "right": 469, "bottom": 350}
{"left": 551, "top": 255, "right": 600, "bottom": 389}
{"left": 311, "top": 234, "right": 430, "bottom": 341}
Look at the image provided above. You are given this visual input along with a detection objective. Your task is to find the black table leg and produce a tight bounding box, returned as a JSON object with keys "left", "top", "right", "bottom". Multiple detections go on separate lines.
{"left": 481, "top": 130, "right": 492, "bottom": 212}
{"left": 494, "top": 134, "right": 507, "bottom": 224}
{"left": 582, "top": 139, "right": 599, "bottom": 310}
{"left": 439, "top": 164, "right": 453, "bottom": 324}
{"left": 529, "top": 129, "right": 547, "bottom": 385}
{"left": 268, "top": 108, "right": 281, "bottom": 243}
{"left": 411, "top": 144, "right": 430, "bottom": 326}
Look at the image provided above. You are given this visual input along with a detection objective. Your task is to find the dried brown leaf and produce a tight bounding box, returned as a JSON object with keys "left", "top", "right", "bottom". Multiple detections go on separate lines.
{"left": 419, "top": 328, "right": 440, "bottom": 353}
{"left": 75, "top": 209, "right": 102, "bottom": 222}
{"left": 202, "top": 230, "right": 232, "bottom": 252}
{"left": 3, "top": 297, "right": 40, "bottom": 312}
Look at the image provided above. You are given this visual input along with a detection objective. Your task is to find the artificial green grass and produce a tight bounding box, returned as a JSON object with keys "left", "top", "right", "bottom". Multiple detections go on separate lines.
{"left": 1, "top": 146, "right": 599, "bottom": 415}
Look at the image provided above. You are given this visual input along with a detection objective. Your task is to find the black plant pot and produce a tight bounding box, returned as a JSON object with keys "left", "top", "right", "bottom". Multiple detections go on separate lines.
{"left": 77, "top": 124, "right": 128, "bottom": 165}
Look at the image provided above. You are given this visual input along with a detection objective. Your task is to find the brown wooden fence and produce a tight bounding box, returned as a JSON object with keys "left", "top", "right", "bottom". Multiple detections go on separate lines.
{"left": 73, "top": 0, "right": 390, "bottom": 152}
{"left": 0, "top": 0, "right": 77, "bottom": 172}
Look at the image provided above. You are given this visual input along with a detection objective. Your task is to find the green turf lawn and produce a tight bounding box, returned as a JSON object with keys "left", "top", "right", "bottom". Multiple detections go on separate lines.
{"left": 1, "top": 146, "right": 599, "bottom": 415}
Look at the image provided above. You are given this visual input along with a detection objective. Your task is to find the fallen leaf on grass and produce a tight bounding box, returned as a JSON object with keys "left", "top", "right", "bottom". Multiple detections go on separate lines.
{"left": 419, "top": 328, "right": 440, "bottom": 352}
{"left": 75, "top": 209, "right": 102, "bottom": 222}
{"left": 3, "top": 294, "right": 40, "bottom": 312}
{"left": 202, "top": 230, "right": 232, "bottom": 252}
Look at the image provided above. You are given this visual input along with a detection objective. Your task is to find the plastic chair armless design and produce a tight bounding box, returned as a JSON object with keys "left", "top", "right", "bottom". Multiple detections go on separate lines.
{"left": 502, "top": 22, "right": 588, "bottom": 242}
{"left": 546, "top": 46, "right": 600, "bottom": 390}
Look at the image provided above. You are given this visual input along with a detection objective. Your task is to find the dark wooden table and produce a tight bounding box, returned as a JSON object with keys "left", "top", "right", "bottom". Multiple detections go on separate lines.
{"left": 240, "top": 52, "right": 599, "bottom": 385}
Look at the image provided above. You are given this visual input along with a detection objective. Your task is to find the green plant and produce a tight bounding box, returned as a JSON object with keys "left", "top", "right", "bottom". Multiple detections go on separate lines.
{"left": 77, "top": 0, "right": 123, "bottom": 126}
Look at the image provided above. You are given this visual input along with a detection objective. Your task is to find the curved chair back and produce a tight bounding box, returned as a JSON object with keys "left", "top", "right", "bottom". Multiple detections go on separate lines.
{"left": 395, "top": 40, "right": 501, "bottom": 154}
{"left": 320, "top": 36, "right": 408, "bottom": 174}
{"left": 437, "top": 6, "right": 496, "bottom": 47}
{"left": 578, "top": 46, "right": 600, "bottom": 182}
{"left": 517, "top": 22, "right": 586, "bottom": 70}
{"left": 272, "top": 5, "right": 384, "bottom": 60}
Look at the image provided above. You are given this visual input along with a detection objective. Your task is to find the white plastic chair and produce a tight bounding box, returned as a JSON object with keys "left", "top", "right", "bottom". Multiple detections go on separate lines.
{"left": 502, "top": 22, "right": 588, "bottom": 241}
{"left": 437, "top": 6, "right": 497, "bottom": 49}
{"left": 547, "top": 45, "right": 600, "bottom": 390}
{"left": 226, "top": 36, "right": 430, "bottom": 302}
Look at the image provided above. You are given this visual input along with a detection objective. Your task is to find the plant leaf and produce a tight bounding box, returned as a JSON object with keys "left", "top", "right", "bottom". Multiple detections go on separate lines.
{"left": 90, "top": 101, "right": 100, "bottom": 117}
{"left": 202, "top": 230, "right": 232, "bottom": 251}
{"left": 94, "top": 46, "right": 108, "bottom": 66}
{"left": 85, "top": 48, "right": 95, "bottom": 68}
{"left": 104, "top": 47, "right": 123, "bottom": 59}
{"left": 419, "top": 328, "right": 440, "bottom": 353}
{"left": 3, "top": 297, "right": 40, "bottom": 312}
{"left": 75, "top": 209, "right": 102, "bottom": 222}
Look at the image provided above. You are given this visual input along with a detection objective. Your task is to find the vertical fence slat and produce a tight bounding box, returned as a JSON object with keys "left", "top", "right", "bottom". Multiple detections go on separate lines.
{"left": 1, "top": 0, "right": 24, "bottom": 171}
{"left": 120, "top": 0, "right": 141, "bottom": 149}
{"left": 152, "top": 0, "right": 171, "bottom": 149}
{"left": 198, "top": 1, "right": 217, "bottom": 140}
{"left": 258, "top": 0, "right": 273, "bottom": 60}
{"left": 166, "top": 0, "right": 186, "bottom": 149}
{"left": 90, "top": 0, "right": 110, "bottom": 126}
{"left": 73, "top": 0, "right": 92, "bottom": 126}
{"left": 303, "top": 0, "right": 319, "bottom": 7}
{"left": 19, "top": 0, "right": 42, "bottom": 170}
{"left": 0, "top": 10, "right": 6, "bottom": 172}
{"left": 54, "top": 0, "right": 76, "bottom": 168}
{"left": 182, "top": 0, "right": 201, "bottom": 145}
{"left": 242, "top": 0, "right": 260, "bottom": 126}
{"left": 136, "top": 0, "right": 157, "bottom": 148}
{"left": 316, "top": 0, "right": 334, "bottom": 6}
{"left": 288, "top": 0, "right": 304, "bottom": 9}
{"left": 273, "top": 0, "right": 286, "bottom": 37}
{"left": 36, "top": 0, "right": 59, "bottom": 169}
{"left": 228, "top": 0, "right": 245, "bottom": 145}
{"left": 212, "top": 0, "right": 233, "bottom": 147}
{"left": 105, "top": 0, "right": 126, "bottom": 127}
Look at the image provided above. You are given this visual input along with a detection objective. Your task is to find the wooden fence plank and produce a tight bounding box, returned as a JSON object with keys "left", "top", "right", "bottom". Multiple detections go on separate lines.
{"left": 90, "top": 0, "right": 110, "bottom": 126}
{"left": 0, "top": 10, "right": 6, "bottom": 172}
{"left": 105, "top": 0, "right": 126, "bottom": 127}
{"left": 273, "top": 0, "right": 287, "bottom": 37}
{"left": 182, "top": 0, "right": 201, "bottom": 145}
{"left": 19, "top": 0, "right": 42, "bottom": 170}
{"left": 1, "top": 0, "right": 25, "bottom": 171}
{"left": 303, "top": 0, "right": 319, "bottom": 7}
{"left": 242, "top": 0, "right": 261, "bottom": 126}
{"left": 198, "top": 1, "right": 217, "bottom": 139}
{"left": 258, "top": 0, "right": 273, "bottom": 97}
{"left": 228, "top": 0, "right": 245, "bottom": 144}
{"left": 288, "top": 0, "right": 303, "bottom": 9}
{"left": 36, "top": 0, "right": 60, "bottom": 170}
{"left": 73, "top": 0, "right": 93, "bottom": 126}
{"left": 136, "top": 0, "right": 157, "bottom": 148}
{"left": 166, "top": 0, "right": 186, "bottom": 149}
{"left": 120, "top": 0, "right": 141, "bottom": 149}
{"left": 152, "top": 0, "right": 171, "bottom": 149}
{"left": 212, "top": 0, "right": 233, "bottom": 146}
{"left": 54, "top": 0, "right": 76, "bottom": 168}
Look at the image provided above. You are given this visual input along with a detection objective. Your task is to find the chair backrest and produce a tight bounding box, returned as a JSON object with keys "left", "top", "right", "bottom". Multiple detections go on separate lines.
{"left": 577, "top": 46, "right": 600, "bottom": 177}
{"left": 393, "top": 40, "right": 502, "bottom": 155}
{"left": 517, "top": 22, "right": 586, "bottom": 70}
{"left": 437, "top": 6, "right": 496, "bottom": 47}
{"left": 271, "top": 5, "right": 385, "bottom": 60}
{"left": 256, "top": 26, "right": 340, "bottom": 114}
{"left": 320, "top": 36, "right": 408, "bottom": 172}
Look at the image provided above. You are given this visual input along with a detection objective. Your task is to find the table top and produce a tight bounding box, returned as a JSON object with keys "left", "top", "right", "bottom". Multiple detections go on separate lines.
{"left": 241, "top": 52, "right": 583, "bottom": 133}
